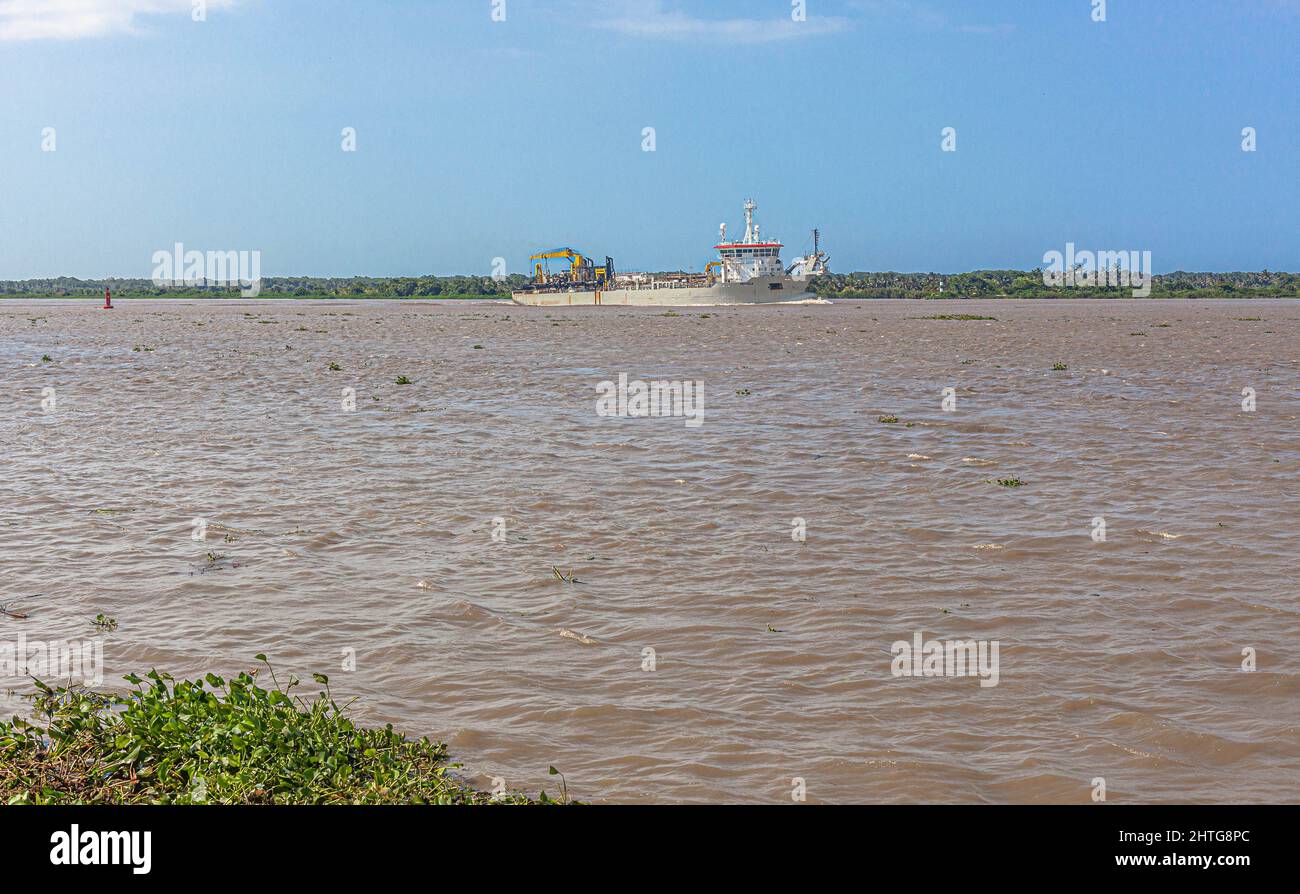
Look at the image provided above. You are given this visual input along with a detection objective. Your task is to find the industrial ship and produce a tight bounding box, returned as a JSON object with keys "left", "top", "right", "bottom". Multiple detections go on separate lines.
{"left": 511, "top": 199, "right": 829, "bottom": 307}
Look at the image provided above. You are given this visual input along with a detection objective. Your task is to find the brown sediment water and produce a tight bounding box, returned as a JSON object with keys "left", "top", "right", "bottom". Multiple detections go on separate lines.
{"left": 2, "top": 297, "right": 1297, "bottom": 804}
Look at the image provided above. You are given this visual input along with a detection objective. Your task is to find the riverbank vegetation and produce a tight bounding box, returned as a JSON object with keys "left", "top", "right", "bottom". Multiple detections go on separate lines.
{"left": 808, "top": 269, "right": 1300, "bottom": 300}
{"left": 3, "top": 270, "right": 1296, "bottom": 300}
{"left": 0, "top": 659, "right": 539, "bottom": 805}
{"left": 1, "top": 275, "right": 526, "bottom": 300}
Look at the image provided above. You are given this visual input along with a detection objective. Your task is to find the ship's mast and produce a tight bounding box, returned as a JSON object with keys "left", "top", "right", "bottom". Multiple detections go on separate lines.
{"left": 743, "top": 198, "right": 756, "bottom": 243}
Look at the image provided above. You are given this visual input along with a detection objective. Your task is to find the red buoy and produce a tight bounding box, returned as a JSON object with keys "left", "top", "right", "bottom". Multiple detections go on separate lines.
{"left": 103, "top": 286, "right": 113, "bottom": 310}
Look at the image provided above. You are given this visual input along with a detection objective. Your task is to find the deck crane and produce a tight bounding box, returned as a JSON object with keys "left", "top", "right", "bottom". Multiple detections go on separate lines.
{"left": 528, "top": 248, "right": 615, "bottom": 288}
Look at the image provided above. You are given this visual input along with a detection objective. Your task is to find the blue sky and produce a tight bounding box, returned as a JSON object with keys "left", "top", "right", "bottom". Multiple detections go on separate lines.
{"left": 1, "top": 0, "right": 1296, "bottom": 278}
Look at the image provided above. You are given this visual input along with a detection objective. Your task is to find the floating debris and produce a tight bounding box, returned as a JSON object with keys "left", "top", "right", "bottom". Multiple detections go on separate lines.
{"left": 558, "top": 628, "right": 594, "bottom": 644}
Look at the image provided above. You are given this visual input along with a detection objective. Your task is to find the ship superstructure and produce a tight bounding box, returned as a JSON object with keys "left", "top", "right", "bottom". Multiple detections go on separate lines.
{"left": 511, "top": 199, "right": 828, "bottom": 307}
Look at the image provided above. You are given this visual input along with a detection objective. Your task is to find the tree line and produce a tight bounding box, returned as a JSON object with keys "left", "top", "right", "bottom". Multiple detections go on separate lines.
{"left": 2, "top": 270, "right": 1296, "bottom": 299}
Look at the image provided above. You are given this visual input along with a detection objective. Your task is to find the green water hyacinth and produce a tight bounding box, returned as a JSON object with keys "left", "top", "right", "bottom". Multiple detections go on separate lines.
{"left": 0, "top": 658, "right": 539, "bottom": 805}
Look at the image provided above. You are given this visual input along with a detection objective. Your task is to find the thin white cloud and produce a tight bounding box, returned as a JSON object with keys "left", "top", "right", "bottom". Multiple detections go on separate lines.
{"left": 849, "top": 0, "right": 946, "bottom": 29}
{"left": 848, "top": 0, "right": 1014, "bottom": 35}
{"left": 0, "top": 0, "right": 236, "bottom": 42}
{"left": 958, "top": 23, "right": 1015, "bottom": 35}
{"left": 591, "top": 0, "right": 850, "bottom": 44}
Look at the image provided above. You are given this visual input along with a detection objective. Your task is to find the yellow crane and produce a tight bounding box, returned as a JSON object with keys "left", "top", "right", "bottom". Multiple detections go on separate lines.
{"left": 530, "top": 247, "right": 587, "bottom": 282}
{"left": 528, "top": 247, "right": 615, "bottom": 287}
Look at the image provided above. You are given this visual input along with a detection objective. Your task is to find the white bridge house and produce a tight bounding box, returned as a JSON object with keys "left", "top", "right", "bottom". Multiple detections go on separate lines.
{"left": 714, "top": 199, "right": 789, "bottom": 283}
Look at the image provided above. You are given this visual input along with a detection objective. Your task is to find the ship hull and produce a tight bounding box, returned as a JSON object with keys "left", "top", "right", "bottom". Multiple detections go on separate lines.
{"left": 511, "top": 279, "right": 818, "bottom": 307}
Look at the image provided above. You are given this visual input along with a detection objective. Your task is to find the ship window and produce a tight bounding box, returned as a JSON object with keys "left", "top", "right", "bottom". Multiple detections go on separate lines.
{"left": 768, "top": 282, "right": 783, "bottom": 290}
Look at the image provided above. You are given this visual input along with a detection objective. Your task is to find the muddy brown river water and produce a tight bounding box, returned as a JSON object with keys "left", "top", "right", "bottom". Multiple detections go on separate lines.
{"left": 2, "top": 297, "right": 1297, "bottom": 803}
